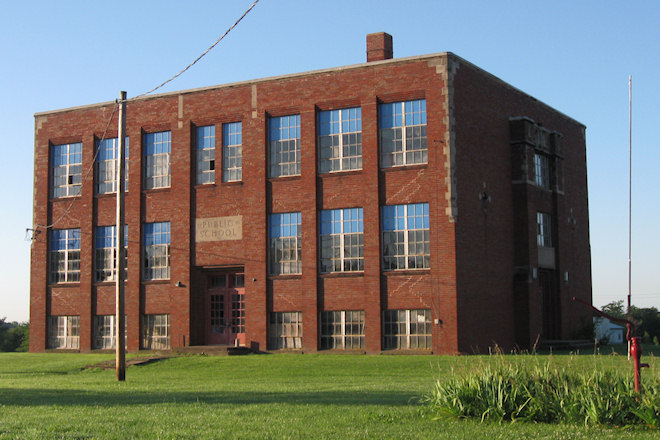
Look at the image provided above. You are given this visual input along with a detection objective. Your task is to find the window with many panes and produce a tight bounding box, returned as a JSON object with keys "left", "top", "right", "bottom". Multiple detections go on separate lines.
{"left": 47, "top": 315, "right": 80, "bottom": 349}
{"left": 534, "top": 153, "right": 550, "bottom": 189}
{"left": 96, "top": 137, "right": 128, "bottom": 194}
{"left": 319, "top": 208, "right": 363, "bottom": 273}
{"left": 318, "top": 107, "right": 362, "bottom": 173}
{"left": 144, "top": 131, "right": 171, "bottom": 189}
{"left": 141, "top": 314, "right": 170, "bottom": 349}
{"left": 196, "top": 125, "right": 215, "bottom": 184}
{"left": 379, "top": 99, "right": 427, "bottom": 167}
{"left": 382, "top": 203, "right": 430, "bottom": 270}
{"left": 143, "top": 222, "right": 170, "bottom": 280}
{"left": 93, "top": 315, "right": 125, "bottom": 349}
{"left": 320, "top": 310, "right": 365, "bottom": 349}
{"left": 49, "top": 229, "right": 81, "bottom": 283}
{"left": 268, "top": 311, "right": 302, "bottom": 349}
{"left": 51, "top": 142, "right": 82, "bottom": 198}
{"left": 223, "top": 122, "right": 242, "bottom": 182}
{"left": 537, "top": 212, "right": 552, "bottom": 247}
{"left": 383, "top": 309, "right": 431, "bottom": 349}
{"left": 269, "top": 212, "right": 301, "bottom": 275}
{"left": 95, "top": 225, "right": 127, "bottom": 282}
{"left": 269, "top": 115, "right": 300, "bottom": 177}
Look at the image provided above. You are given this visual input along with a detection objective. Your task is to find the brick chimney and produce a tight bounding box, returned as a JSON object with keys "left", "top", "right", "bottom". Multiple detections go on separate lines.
{"left": 366, "top": 32, "right": 393, "bottom": 62}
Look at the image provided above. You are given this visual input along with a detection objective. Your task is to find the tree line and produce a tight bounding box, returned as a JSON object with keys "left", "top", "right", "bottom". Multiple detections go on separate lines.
{"left": 0, "top": 318, "right": 28, "bottom": 352}
{"left": 601, "top": 300, "right": 660, "bottom": 345}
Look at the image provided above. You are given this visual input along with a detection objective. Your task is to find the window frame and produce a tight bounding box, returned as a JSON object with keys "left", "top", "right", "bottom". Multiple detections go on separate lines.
{"left": 195, "top": 125, "right": 215, "bottom": 185}
{"left": 534, "top": 152, "right": 551, "bottom": 189}
{"left": 51, "top": 142, "right": 83, "bottom": 198}
{"left": 379, "top": 99, "right": 427, "bottom": 168}
{"left": 144, "top": 131, "right": 171, "bottom": 190}
{"left": 381, "top": 203, "right": 430, "bottom": 271}
{"left": 95, "top": 137, "right": 129, "bottom": 194}
{"left": 537, "top": 212, "right": 553, "bottom": 248}
{"left": 319, "top": 207, "right": 364, "bottom": 273}
{"left": 142, "top": 222, "right": 170, "bottom": 280}
{"left": 383, "top": 309, "right": 431, "bottom": 350}
{"left": 49, "top": 228, "right": 81, "bottom": 283}
{"left": 319, "top": 310, "right": 365, "bottom": 350}
{"left": 47, "top": 315, "right": 80, "bottom": 349}
{"left": 141, "top": 314, "right": 170, "bottom": 349}
{"left": 94, "top": 225, "right": 128, "bottom": 282}
{"left": 223, "top": 121, "right": 243, "bottom": 182}
{"left": 268, "top": 212, "right": 302, "bottom": 275}
{"left": 268, "top": 115, "right": 301, "bottom": 178}
{"left": 268, "top": 311, "right": 302, "bottom": 349}
{"left": 318, "top": 107, "right": 362, "bottom": 173}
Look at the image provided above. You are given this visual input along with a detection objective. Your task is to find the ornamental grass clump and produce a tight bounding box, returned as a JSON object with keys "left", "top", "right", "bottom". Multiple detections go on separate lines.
{"left": 427, "top": 355, "right": 660, "bottom": 427}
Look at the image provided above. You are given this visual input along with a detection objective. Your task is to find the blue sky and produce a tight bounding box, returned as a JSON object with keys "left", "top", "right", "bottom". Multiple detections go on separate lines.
{"left": 1, "top": 0, "right": 658, "bottom": 322}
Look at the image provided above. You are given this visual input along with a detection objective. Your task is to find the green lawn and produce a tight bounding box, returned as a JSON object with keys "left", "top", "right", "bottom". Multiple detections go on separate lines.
{"left": 0, "top": 351, "right": 657, "bottom": 439}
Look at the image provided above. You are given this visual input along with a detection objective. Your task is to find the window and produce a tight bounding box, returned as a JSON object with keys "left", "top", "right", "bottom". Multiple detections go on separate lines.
{"left": 141, "top": 314, "right": 170, "bottom": 349}
{"left": 223, "top": 122, "right": 242, "bottom": 182}
{"left": 537, "top": 212, "right": 552, "bottom": 247}
{"left": 320, "top": 310, "right": 365, "bottom": 349}
{"left": 268, "top": 311, "right": 302, "bottom": 349}
{"left": 269, "top": 212, "right": 301, "bottom": 275}
{"left": 379, "top": 99, "right": 427, "bottom": 167}
{"left": 143, "top": 222, "right": 170, "bottom": 280}
{"left": 318, "top": 108, "right": 362, "bottom": 173}
{"left": 534, "top": 153, "right": 550, "bottom": 189}
{"left": 319, "top": 208, "right": 363, "bottom": 273}
{"left": 51, "top": 142, "right": 82, "bottom": 198}
{"left": 269, "top": 115, "right": 300, "bottom": 177}
{"left": 383, "top": 309, "right": 431, "bottom": 349}
{"left": 144, "top": 131, "right": 171, "bottom": 189}
{"left": 49, "top": 228, "right": 81, "bottom": 283}
{"left": 196, "top": 126, "right": 215, "bottom": 184}
{"left": 382, "top": 203, "right": 430, "bottom": 270}
{"left": 96, "top": 137, "right": 129, "bottom": 194}
{"left": 47, "top": 315, "right": 80, "bottom": 349}
{"left": 95, "top": 225, "right": 128, "bottom": 282}
{"left": 93, "top": 315, "right": 125, "bottom": 349}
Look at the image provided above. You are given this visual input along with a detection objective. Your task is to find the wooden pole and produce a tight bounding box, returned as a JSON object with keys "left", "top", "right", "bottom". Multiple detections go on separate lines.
{"left": 116, "top": 91, "right": 127, "bottom": 381}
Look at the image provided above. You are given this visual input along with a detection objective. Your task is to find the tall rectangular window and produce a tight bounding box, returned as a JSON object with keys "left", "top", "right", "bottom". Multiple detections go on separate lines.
{"left": 269, "top": 212, "right": 301, "bottom": 275}
{"left": 269, "top": 115, "right": 300, "bottom": 177}
{"left": 96, "top": 137, "right": 129, "bottom": 194}
{"left": 144, "top": 131, "right": 171, "bottom": 189}
{"left": 382, "top": 203, "right": 430, "bottom": 270}
{"left": 383, "top": 309, "right": 431, "bottom": 350}
{"left": 95, "top": 225, "right": 128, "bottom": 282}
{"left": 320, "top": 310, "right": 365, "bottom": 350}
{"left": 196, "top": 125, "right": 215, "bottom": 185}
{"left": 319, "top": 208, "right": 363, "bottom": 273}
{"left": 47, "top": 315, "right": 80, "bottom": 349}
{"left": 49, "top": 228, "right": 81, "bottom": 283}
{"left": 143, "top": 222, "right": 170, "bottom": 280}
{"left": 534, "top": 153, "right": 550, "bottom": 189}
{"left": 379, "top": 99, "right": 427, "bottom": 167}
{"left": 318, "top": 108, "right": 362, "bottom": 173}
{"left": 141, "top": 314, "right": 170, "bottom": 349}
{"left": 223, "top": 122, "right": 242, "bottom": 182}
{"left": 51, "top": 142, "right": 82, "bottom": 198}
{"left": 537, "top": 212, "right": 552, "bottom": 247}
{"left": 268, "top": 311, "right": 302, "bottom": 349}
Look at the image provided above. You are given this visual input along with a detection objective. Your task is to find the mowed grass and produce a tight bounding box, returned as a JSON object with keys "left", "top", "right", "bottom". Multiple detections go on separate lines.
{"left": 0, "top": 351, "right": 658, "bottom": 439}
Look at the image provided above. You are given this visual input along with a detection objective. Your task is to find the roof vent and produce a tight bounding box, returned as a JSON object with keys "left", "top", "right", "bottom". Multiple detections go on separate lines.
{"left": 367, "top": 32, "right": 393, "bottom": 62}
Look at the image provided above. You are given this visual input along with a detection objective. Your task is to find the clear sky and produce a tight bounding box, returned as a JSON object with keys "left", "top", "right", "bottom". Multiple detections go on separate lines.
{"left": 1, "top": 0, "right": 658, "bottom": 322}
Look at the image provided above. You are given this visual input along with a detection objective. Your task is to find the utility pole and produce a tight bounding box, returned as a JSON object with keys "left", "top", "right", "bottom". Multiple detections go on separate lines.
{"left": 627, "top": 76, "right": 632, "bottom": 360}
{"left": 116, "top": 91, "right": 127, "bottom": 381}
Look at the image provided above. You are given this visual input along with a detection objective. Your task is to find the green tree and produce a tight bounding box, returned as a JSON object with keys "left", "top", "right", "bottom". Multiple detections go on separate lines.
{"left": 0, "top": 318, "right": 29, "bottom": 352}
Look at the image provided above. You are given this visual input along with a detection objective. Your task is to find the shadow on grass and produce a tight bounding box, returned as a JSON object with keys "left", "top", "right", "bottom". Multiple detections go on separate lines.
{"left": 0, "top": 388, "right": 418, "bottom": 407}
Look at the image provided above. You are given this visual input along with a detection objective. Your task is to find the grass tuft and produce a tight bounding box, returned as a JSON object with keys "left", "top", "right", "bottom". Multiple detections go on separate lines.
{"left": 426, "top": 353, "right": 660, "bottom": 427}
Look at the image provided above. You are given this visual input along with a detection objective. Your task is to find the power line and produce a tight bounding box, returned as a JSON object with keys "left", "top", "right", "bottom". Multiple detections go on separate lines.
{"left": 132, "top": 0, "right": 260, "bottom": 100}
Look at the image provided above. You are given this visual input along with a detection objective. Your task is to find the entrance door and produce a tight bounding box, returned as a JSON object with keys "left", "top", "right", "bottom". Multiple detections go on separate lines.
{"left": 539, "top": 269, "right": 561, "bottom": 340}
{"left": 206, "top": 273, "right": 246, "bottom": 345}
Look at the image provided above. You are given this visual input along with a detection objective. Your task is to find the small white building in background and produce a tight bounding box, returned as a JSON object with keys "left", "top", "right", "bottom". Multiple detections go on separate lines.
{"left": 594, "top": 317, "right": 626, "bottom": 344}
